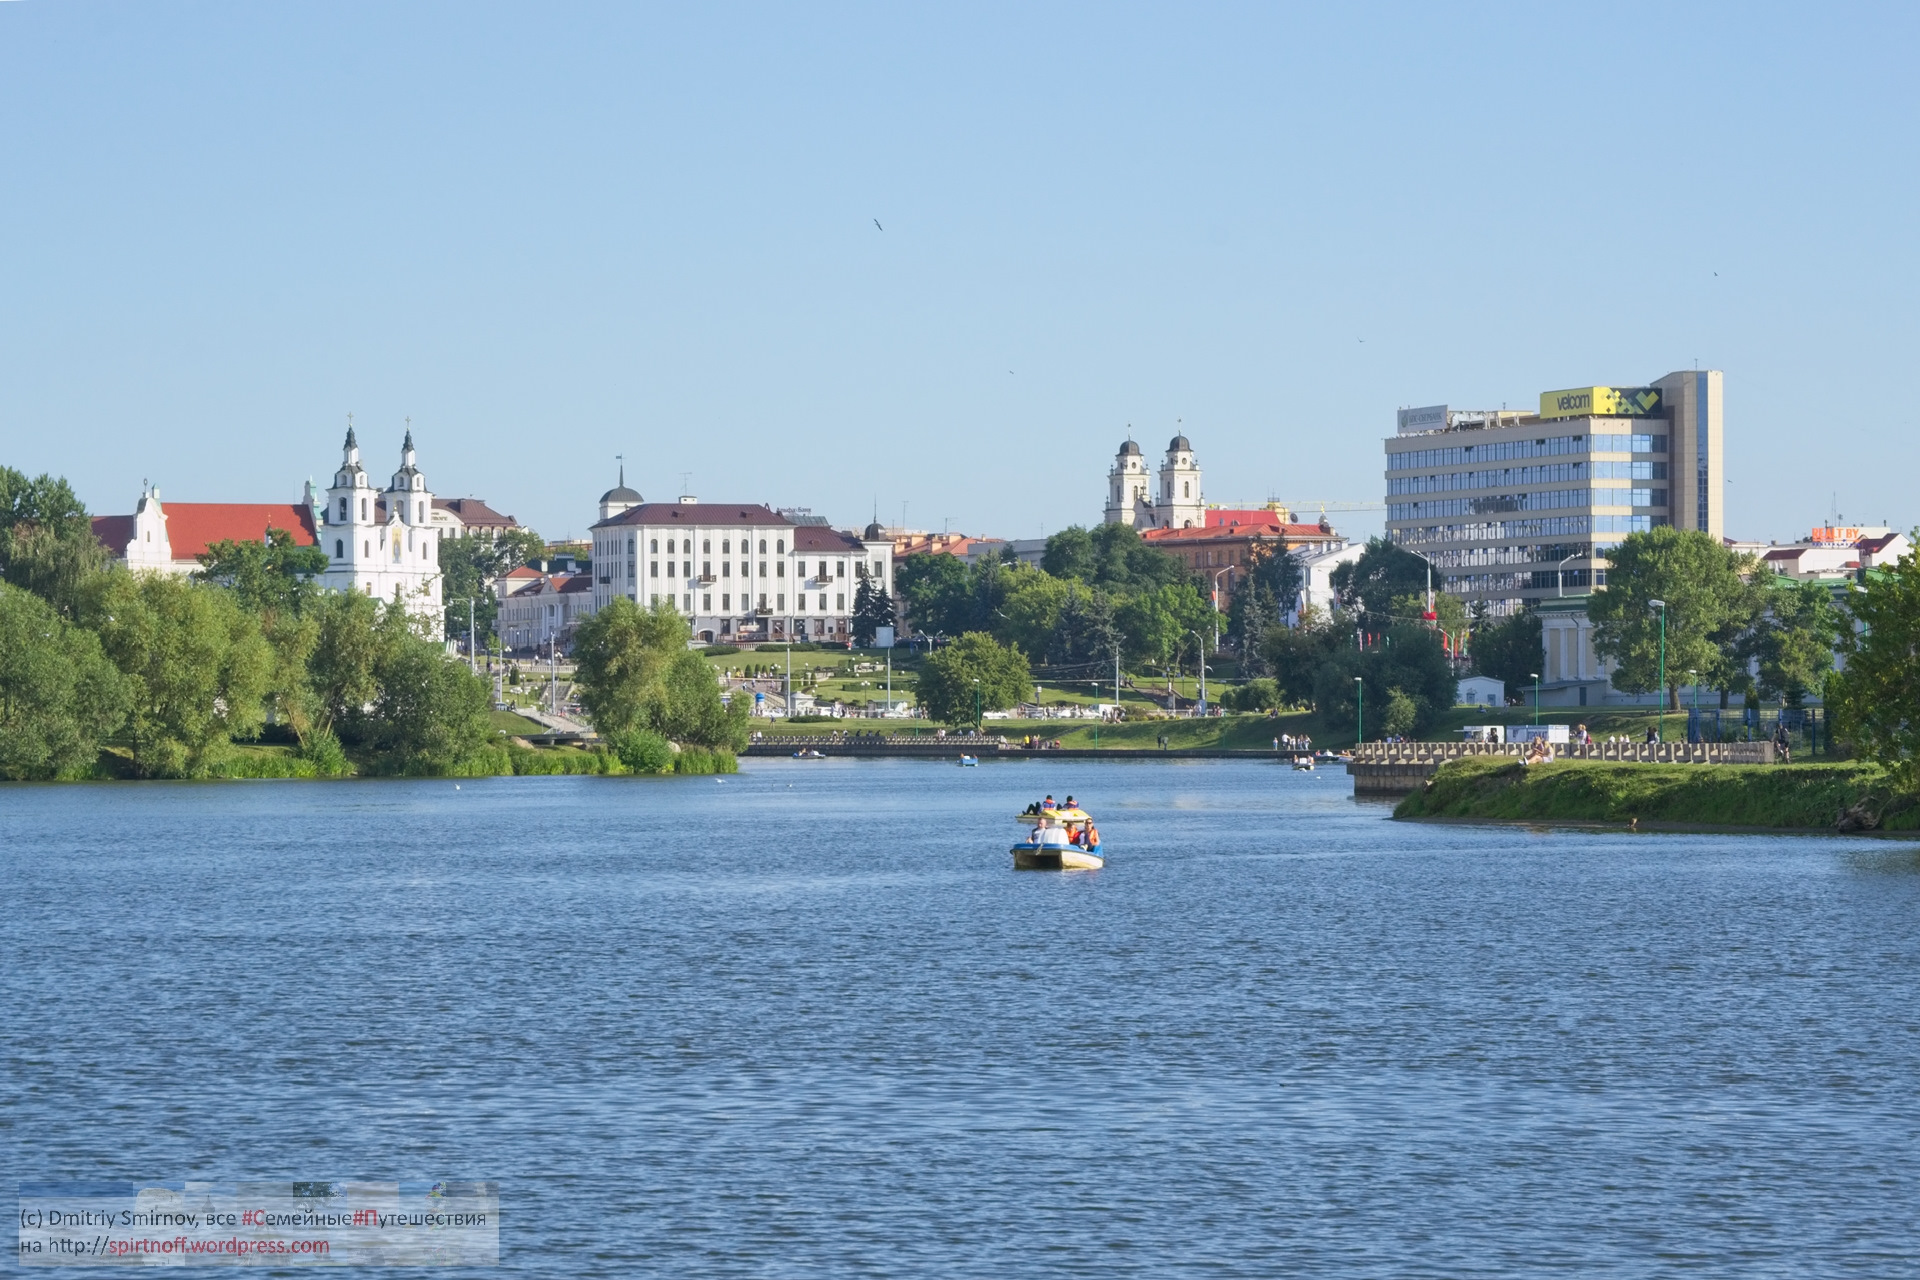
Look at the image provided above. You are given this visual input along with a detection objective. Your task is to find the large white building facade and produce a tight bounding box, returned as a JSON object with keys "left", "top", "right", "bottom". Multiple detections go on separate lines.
{"left": 1104, "top": 434, "right": 1206, "bottom": 529}
{"left": 589, "top": 485, "right": 894, "bottom": 645}
{"left": 312, "top": 427, "right": 445, "bottom": 635}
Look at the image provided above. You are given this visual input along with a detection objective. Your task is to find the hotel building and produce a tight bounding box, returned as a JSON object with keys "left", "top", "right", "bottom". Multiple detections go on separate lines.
{"left": 1384, "top": 370, "right": 1723, "bottom": 615}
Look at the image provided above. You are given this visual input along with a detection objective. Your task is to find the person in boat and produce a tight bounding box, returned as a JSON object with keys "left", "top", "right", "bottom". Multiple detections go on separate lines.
{"left": 1063, "top": 795, "right": 1076, "bottom": 811}
{"left": 1082, "top": 821, "right": 1100, "bottom": 850}
{"left": 1042, "top": 794, "right": 1056, "bottom": 810}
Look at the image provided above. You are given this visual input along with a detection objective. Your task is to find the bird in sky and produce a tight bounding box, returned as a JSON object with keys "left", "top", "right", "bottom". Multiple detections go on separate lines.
{"left": 874, "top": 219, "right": 883, "bottom": 231}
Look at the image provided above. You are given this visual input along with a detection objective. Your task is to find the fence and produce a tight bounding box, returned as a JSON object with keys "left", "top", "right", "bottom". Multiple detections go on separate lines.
{"left": 1352, "top": 740, "right": 1776, "bottom": 767}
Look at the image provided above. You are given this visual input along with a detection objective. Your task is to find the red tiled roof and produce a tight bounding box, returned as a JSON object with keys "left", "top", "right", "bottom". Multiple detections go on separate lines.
{"left": 592, "top": 502, "right": 790, "bottom": 529}
{"left": 793, "top": 525, "right": 864, "bottom": 552}
{"left": 433, "top": 497, "right": 518, "bottom": 528}
{"left": 1141, "top": 522, "right": 1337, "bottom": 543}
{"left": 161, "top": 504, "right": 319, "bottom": 559}
{"left": 503, "top": 566, "right": 543, "bottom": 580}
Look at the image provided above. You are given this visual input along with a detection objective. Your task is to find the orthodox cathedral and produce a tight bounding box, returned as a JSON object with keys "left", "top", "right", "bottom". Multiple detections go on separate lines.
{"left": 1104, "top": 434, "right": 1205, "bottom": 529}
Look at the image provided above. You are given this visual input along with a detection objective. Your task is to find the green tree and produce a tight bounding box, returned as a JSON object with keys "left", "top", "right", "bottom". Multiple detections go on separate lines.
{"left": 0, "top": 467, "right": 106, "bottom": 614}
{"left": 1830, "top": 544, "right": 1920, "bottom": 786}
{"left": 0, "top": 583, "right": 128, "bottom": 779}
{"left": 1589, "top": 527, "right": 1762, "bottom": 708}
{"left": 655, "top": 649, "right": 750, "bottom": 750}
{"left": 1312, "top": 625, "right": 1454, "bottom": 740}
{"left": 197, "top": 527, "right": 329, "bottom": 740}
{"left": 307, "top": 588, "right": 389, "bottom": 742}
{"left": 366, "top": 630, "right": 500, "bottom": 773}
{"left": 439, "top": 527, "right": 546, "bottom": 643}
{"left": 1469, "top": 607, "right": 1541, "bottom": 697}
{"left": 851, "top": 577, "right": 895, "bottom": 646}
{"left": 1329, "top": 538, "right": 1430, "bottom": 633}
{"left": 915, "top": 632, "right": 1032, "bottom": 726}
{"left": 571, "top": 597, "right": 690, "bottom": 737}
{"left": 1045, "top": 523, "right": 1194, "bottom": 592}
{"left": 996, "top": 568, "right": 1072, "bottom": 654}
{"left": 1115, "top": 581, "right": 1218, "bottom": 667}
{"left": 1040, "top": 526, "right": 1096, "bottom": 581}
{"left": 195, "top": 528, "right": 329, "bottom": 614}
{"left": 1046, "top": 585, "right": 1121, "bottom": 669}
{"left": 894, "top": 552, "right": 974, "bottom": 636}
{"left": 80, "top": 571, "right": 275, "bottom": 777}
{"left": 1260, "top": 605, "right": 1346, "bottom": 709}
{"left": 1751, "top": 577, "right": 1842, "bottom": 707}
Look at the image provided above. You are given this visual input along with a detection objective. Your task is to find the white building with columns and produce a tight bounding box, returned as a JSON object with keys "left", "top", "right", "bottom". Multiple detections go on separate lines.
{"left": 1104, "top": 433, "right": 1206, "bottom": 529}
{"left": 312, "top": 426, "right": 444, "bottom": 636}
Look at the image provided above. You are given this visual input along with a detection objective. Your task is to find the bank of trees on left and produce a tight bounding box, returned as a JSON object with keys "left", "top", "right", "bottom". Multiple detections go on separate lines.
{"left": 0, "top": 466, "right": 502, "bottom": 780}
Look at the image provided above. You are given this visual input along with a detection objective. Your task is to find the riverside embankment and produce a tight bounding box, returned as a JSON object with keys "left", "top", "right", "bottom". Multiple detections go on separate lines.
{"left": 1394, "top": 755, "right": 1920, "bottom": 833}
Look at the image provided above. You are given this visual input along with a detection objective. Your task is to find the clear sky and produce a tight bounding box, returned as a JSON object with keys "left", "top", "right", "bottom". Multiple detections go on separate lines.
{"left": 4, "top": 2, "right": 1915, "bottom": 546}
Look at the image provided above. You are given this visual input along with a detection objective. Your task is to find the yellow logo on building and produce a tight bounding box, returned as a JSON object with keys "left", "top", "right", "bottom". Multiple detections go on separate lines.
{"left": 1539, "top": 386, "right": 1662, "bottom": 419}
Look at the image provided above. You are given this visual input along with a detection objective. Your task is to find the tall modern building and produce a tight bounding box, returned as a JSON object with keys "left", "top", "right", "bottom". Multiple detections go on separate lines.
{"left": 1384, "top": 370, "right": 1723, "bottom": 615}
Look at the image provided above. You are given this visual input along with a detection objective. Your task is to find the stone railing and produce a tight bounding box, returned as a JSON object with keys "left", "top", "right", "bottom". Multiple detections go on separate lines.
{"left": 1352, "top": 740, "right": 1774, "bottom": 766}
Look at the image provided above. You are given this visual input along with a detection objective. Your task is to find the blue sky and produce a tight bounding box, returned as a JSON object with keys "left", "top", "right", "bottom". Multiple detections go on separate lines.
{"left": 4, "top": 2, "right": 1915, "bottom": 544}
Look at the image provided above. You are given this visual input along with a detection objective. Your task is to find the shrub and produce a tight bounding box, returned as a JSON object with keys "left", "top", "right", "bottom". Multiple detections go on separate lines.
{"left": 672, "top": 745, "right": 738, "bottom": 774}
{"left": 297, "top": 728, "right": 350, "bottom": 777}
{"left": 702, "top": 644, "right": 741, "bottom": 656}
{"left": 610, "top": 729, "right": 675, "bottom": 774}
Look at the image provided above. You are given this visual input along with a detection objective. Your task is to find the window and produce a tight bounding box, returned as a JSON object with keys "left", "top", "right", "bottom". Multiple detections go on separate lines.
{"left": 722, "top": 593, "right": 730, "bottom": 610}
{"left": 628, "top": 563, "right": 635, "bottom": 579}
{"left": 666, "top": 539, "right": 676, "bottom": 553}
{"left": 338, "top": 498, "right": 347, "bottom": 520}
{"left": 683, "top": 561, "right": 692, "bottom": 578}
{"left": 703, "top": 593, "right": 711, "bottom": 611}
{"left": 759, "top": 561, "right": 767, "bottom": 577}
{"left": 758, "top": 539, "right": 767, "bottom": 553}
{"left": 758, "top": 593, "right": 767, "bottom": 609}
{"left": 836, "top": 593, "right": 845, "bottom": 610}
{"left": 1183, "top": 482, "right": 1190, "bottom": 497}
{"left": 777, "top": 594, "right": 785, "bottom": 610}
{"left": 702, "top": 539, "right": 711, "bottom": 553}
{"left": 836, "top": 560, "right": 845, "bottom": 578}
{"left": 722, "top": 561, "right": 731, "bottom": 577}
{"left": 417, "top": 502, "right": 425, "bottom": 522}
{"left": 650, "top": 539, "right": 658, "bottom": 553}
{"left": 335, "top": 539, "right": 344, "bottom": 558}
{"left": 702, "top": 561, "right": 711, "bottom": 577}
{"left": 777, "top": 539, "right": 785, "bottom": 554}
{"left": 650, "top": 561, "right": 658, "bottom": 577}
{"left": 628, "top": 538, "right": 636, "bottom": 554}
{"left": 776, "top": 562, "right": 785, "bottom": 578}
{"left": 722, "top": 539, "right": 730, "bottom": 553}
{"left": 360, "top": 498, "right": 368, "bottom": 520}
{"left": 364, "top": 540, "right": 370, "bottom": 556}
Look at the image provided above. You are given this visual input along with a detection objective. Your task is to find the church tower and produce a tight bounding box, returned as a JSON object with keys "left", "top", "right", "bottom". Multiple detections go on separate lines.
{"left": 321, "top": 423, "right": 373, "bottom": 577}
{"left": 381, "top": 428, "right": 442, "bottom": 632}
{"left": 1104, "top": 438, "right": 1153, "bottom": 527}
{"left": 1157, "top": 433, "right": 1204, "bottom": 529}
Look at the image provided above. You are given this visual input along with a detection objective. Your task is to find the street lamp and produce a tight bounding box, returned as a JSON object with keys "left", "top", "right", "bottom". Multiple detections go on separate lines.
{"left": 1688, "top": 668, "right": 1699, "bottom": 742}
{"left": 1189, "top": 629, "right": 1208, "bottom": 715}
{"left": 1531, "top": 672, "right": 1540, "bottom": 725}
{"left": 1556, "top": 551, "right": 1580, "bottom": 598}
{"left": 1354, "top": 676, "right": 1364, "bottom": 745}
{"left": 1648, "top": 599, "right": 1667, "bottom": 743}
{"left": 972, "top": 677, "right": 981, "bottom": 733}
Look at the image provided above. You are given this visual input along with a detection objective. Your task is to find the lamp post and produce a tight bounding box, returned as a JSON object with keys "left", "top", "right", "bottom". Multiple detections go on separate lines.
{"left": 1649, "top": 599, "right": 1667, "bottom": 742}
{"left": 1189, "top": 629, "right": 1208, "bottom": 715}
{"left": 1354, "top": 676, "right": 1364, "bottom": 745}
{"left": 1689, "top": 668, "right": 1699, "bottom": 743}
{"left": 972, "top": 678, "right": 981, "bottom": 733}
{"left": 1531, "top": 672, "right": 1540, "bottom": 725}
{"left": 1557, "top": 551, "right": 1579, "bottom": 598}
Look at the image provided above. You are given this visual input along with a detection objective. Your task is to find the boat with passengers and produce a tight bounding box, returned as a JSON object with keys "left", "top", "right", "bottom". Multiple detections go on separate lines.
{"left": 1012, "top": 800, "right": 1104, "bottom": 870}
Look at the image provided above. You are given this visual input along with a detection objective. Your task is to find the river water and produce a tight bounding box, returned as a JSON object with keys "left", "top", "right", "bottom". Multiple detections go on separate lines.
{"left": 4, "top": 760, "right": 1918, "bottom": 1276}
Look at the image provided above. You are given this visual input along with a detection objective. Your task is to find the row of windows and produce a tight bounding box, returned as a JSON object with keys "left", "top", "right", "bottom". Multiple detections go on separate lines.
{"left": 1385, "top": 433, "right": 1668, "bottom": 472}
{"left": 1392, "top": 514, "right": 1662, "bottom": 545}
{"left": 1404, "top": 541, "right": 1618, "bottom": 570}
{"left": 643, "top": 593, "right": 849, "bottom": 613}
{"left": 330, "top": 497, "right": 432, "bottom": 523}
{"left": 1389, "top": 488, "right": 1663, "bottom": 521}
{"left": 331, "top": 536, "right": 433, "bottom": 562}
{"left": 1387, "top": 460, "right": 1667, "bottom": 495}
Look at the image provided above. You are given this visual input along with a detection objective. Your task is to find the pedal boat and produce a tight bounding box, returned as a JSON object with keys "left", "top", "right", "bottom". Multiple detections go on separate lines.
{"left": 1012, "top": 813, "right": 1103, "bottom": 871}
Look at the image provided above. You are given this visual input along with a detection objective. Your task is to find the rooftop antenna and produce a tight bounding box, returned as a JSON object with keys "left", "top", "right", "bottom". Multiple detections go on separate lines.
{"left": 679, "top": 471, "right": 691, "bottom": 493}
{"left": 616, "top": 453, "right": 624, "bottom": 486}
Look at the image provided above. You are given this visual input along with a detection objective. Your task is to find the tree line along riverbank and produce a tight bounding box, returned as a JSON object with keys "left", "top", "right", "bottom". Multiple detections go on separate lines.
{"left": 1394, "top": 756, "right": 1920, "bottom": 834}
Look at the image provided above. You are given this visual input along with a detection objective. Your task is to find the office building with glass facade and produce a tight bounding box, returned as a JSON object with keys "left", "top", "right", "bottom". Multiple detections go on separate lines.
{"left": 1384, "top": 370, "right": 1723, "bottom": 615}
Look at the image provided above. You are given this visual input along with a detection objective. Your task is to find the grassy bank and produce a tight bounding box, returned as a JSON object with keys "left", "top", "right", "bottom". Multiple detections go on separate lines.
{"left": 1395, "top": 756, "right": 1920, "bottom": 832}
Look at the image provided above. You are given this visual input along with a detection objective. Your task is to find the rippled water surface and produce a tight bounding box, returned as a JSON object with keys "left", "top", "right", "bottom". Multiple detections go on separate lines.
{"left": 6, "top": 760, "right": 1920, "bottom": 1276}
